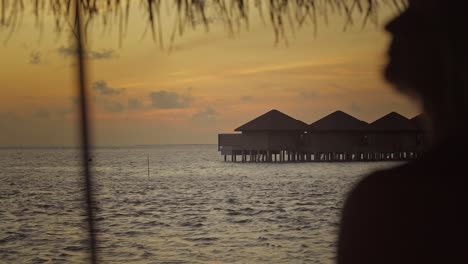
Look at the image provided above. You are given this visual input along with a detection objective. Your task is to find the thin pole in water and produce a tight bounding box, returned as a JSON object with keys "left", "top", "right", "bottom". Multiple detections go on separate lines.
{"left": 147, "top": 154, "right": 150, "bottom": 180}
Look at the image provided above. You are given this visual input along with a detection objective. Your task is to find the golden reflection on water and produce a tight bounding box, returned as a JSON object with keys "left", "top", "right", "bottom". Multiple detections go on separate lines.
{"left": 0, "top": 145, "right": 397, "bottom": 263}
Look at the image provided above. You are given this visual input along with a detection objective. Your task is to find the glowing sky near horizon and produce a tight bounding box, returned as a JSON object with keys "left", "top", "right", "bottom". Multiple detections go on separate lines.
{"left": 0, "top": 2, "right": 420, "bottom": 146}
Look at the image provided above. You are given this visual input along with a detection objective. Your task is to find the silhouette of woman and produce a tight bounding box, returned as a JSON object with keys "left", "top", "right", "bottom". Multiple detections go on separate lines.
{"left": 338, "top": 0, "right": 468, "bottom": 263}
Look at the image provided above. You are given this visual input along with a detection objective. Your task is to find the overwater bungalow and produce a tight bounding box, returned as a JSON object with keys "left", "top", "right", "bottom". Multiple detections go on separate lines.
{"left": 411, "top": 114, "right": 428, "bottom": 154}
{"left": 218, "top": 109, "right": 309, "bottom": 162}
{"left": 303, "top": 111, "right": 369, "bottom": 161}
{"left": 367, "top": 112, "right": 420, "bottom": 160}
{"left": 218, "top": 109, "right": 425, "bottom": 163}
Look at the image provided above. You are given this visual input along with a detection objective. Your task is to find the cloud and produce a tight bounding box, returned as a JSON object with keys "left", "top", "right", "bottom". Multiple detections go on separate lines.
{"left": 92, "top": 81, "right": 125, "bottom": 96}
{"left": 233, "top": 62, "right": 363, "bottom": 78}
{"left": 149, "top": 90, "right": 193, "bottom": 109}
{"left": 57, "top": 45, "right": 76, "bottom": 57}
{"left": 0, "top": 112, "right": 19, "bottom": 123}
{"left": 88, "top": 49, "right": 118, "bottom": 60}
{"left": 30, "top": 108, "right": 72, "bottom": 120}
{"left": 128, "top": 98, "right": 144, "bottom": 110}
{"left": 56, "top": 45, "right": 117, "bottom": 60}
{"left": 33, "top": 109, "right": 50, "bottom": 119}
{"left": 240, "top": 95, "right": 254, "bottom": 102}
{"left": 96, "top": 98, "right": 125, "bottom": 113}
{"left": 299, "top": 90, "right": 320, "bottom": 99}
{"left": 29, "top": 51, "right": 41, "bottom": 65}
{"left": 56, "top": 108, "right": 74, "bottom": 118}
{"left": 70, "top": 96, "right": 80, "bottom": 106}
{"left": 191, "top": 107, "right": 219, "bottom": 123}
{"left": 348, "top": 102, "right": 362, "bottom": 113}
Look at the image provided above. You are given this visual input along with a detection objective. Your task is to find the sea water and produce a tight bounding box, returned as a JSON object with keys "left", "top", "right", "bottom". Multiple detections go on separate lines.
{"left": 0, "top": 145, "right": 399, "bottom": 263}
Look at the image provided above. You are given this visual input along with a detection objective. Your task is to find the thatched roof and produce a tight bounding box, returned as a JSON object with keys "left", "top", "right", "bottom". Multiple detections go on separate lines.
{"left": 0, "top": 1, "right": 405, "bottom": 46}
{"left": 309, "top": 110, "right": 368, "bottom": 132}
{"left": 369, "top": 112, "right": 418, "bottom": 131}
{"left": 235, "top": 109, "right": 309, "bottom": 132}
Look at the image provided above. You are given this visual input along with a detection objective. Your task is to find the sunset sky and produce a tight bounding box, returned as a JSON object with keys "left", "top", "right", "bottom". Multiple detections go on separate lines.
{"left": 0, "top": 2, "right": 420, "bottom": 147}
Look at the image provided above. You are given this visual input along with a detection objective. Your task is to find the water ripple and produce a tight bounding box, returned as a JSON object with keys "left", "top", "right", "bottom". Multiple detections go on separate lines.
{"left": 0, "top": 145, "right": 398, "bottom": 263}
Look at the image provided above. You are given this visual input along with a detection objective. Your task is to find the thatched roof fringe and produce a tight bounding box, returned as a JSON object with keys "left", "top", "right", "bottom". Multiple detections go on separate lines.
{"left": 0, "top": 0, "right": 407, "bottom": 45}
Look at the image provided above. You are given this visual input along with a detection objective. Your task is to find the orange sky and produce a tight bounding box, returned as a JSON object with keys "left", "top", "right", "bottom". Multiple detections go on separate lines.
{"left": 0, "top": 2, "right": 420, "bottom": 146}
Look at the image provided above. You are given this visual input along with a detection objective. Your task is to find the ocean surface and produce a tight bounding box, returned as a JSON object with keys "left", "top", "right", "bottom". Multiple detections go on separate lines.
{"left": 0, "top": 145, "right": 399, "bottom": 263}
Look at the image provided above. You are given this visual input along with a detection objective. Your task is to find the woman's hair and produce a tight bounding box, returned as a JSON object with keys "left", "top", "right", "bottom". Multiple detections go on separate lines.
{"left": 427, "top": 1, "right": 468, "bottom": 127}
{"left": 388, "top": 0, "right": 468, "bottom": 131}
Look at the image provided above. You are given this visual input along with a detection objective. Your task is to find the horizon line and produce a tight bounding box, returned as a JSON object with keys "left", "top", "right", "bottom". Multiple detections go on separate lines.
{"left": 0, "top": 143, "right": 217, "bottom": 149}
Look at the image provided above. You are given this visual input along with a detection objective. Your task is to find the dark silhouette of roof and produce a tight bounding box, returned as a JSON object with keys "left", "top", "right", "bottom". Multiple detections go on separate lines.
{"left": 309, "top": 110, "right": 369, "bottom": 131}
{"left": 410, "top": 114, "right": 426, "bottom": 131}
{"left": 369, "top": 112, "right": 418, "bottom": 131}
{"left": 235, "top": 109, "right": 309, "bottom": 132}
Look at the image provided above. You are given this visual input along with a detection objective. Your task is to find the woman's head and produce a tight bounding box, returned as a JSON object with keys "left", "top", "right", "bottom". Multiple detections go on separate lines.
{"left": 385, "top": 0, "right": 439, "bottom": 93}
{"left": 385, "top": 0, "right": 468, "bottom": 138}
